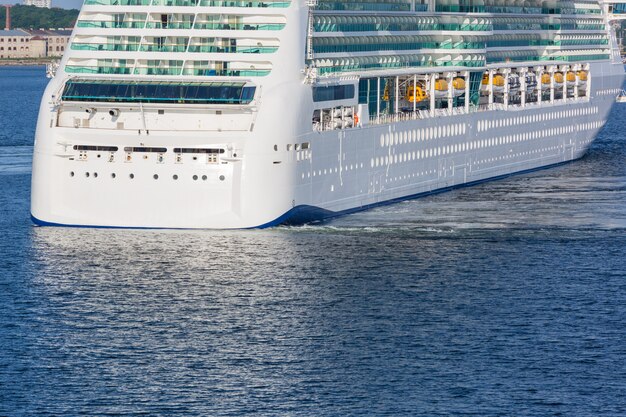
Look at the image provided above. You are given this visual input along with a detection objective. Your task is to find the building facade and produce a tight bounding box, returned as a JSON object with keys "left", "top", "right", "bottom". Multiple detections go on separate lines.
{"left": 23, "top": 0, "right": 52, "bottom": 9}
{"left": 0, "top": 29, "right": 46, "bottom": 58}
{"left": 25, "top": 29, "right": 72, "bottom": 57}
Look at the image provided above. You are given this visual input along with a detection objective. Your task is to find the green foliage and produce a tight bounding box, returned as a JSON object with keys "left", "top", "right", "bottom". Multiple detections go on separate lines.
{"left": 0, "top": 5, "right": 79, "bottom": 29}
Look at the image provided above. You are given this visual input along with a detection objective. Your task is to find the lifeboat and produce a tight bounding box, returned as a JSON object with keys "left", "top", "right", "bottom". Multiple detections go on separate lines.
{"left": 481, "top": 74, "right": 489, "bottom": 91}
{"left": 577, "top": 70, "right": 588, "bottom": 85}
{"left": 481, "top": 74, "right": 506, "bottom": 93}
{"left": 405, "top": 82, "right": 427, "bottom": 103}
{"left": 492, "top": 74, "right": 506, "bottom": 94}
{"left": 553, "top": 72, "right": 564, "bottom": 87}
{"left": 541, "top": 73, "right": 552, "bottom": 85}
{"left": 566, "top": 71, "right": 577, "bottom": 86}
{"left": 434, "top": 79, "right": 448, "bottom": 98}
{"left": 452, "top": 77, "right": 466, "bottom": 97}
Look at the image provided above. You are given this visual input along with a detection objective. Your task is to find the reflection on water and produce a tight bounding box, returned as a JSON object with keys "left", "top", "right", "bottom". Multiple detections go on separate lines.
{"left": 17, "top": 218, "right": 626, "bottom": 416}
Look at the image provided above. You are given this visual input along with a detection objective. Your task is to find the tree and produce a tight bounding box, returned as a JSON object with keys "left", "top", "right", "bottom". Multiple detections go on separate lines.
{"left": 0, "top": 5, "right": 80, "bottom": 30}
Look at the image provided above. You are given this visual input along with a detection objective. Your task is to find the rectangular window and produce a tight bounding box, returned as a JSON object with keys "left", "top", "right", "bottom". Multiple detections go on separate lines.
{"left": 61, "top": 80, "right": 256, "bottom": 105}
{"left": 312, "top": 84, "right": 355, "bottom": 102}
{"left": 173, "top": 148, "right": 225, "bottom": 154}
{"left": 124, "top": 147, "right": 167, "bottom": 153}
{"left": 73, "top": 145, "right": 118, "bottom": 152}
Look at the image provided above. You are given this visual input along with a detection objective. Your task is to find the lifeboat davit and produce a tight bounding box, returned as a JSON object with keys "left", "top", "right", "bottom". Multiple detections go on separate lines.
{"left": 524, "top": 74, "right": 537, "bottom": 93}
{"left": 508, "top": 74, "right": 521, "bottom": 95}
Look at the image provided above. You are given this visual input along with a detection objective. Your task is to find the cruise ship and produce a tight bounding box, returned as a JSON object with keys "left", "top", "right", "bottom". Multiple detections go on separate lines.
{"left": 31, "top": 0, "right": 626, "bottom": 228}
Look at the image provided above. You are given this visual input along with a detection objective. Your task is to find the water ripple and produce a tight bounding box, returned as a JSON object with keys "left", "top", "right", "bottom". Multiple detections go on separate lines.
{"left": 1, "top": 66, "right": 625, "bottom": 417}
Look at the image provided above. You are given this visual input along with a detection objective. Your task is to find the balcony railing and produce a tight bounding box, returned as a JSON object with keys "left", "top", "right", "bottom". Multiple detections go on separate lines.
{"left": 182, "top": 68, "right": 270, "bottom": 76}
{"left": 134, "top": 67, "right": 183, "bottom": 75}
{"left": 188, "top": 45, "right": 278, "bottom": 53}
{"left": 83, "top": 0, "right": 290, "bottom": 5}
{"left": 194, "top": 22, "right": 285, "bottom": 30}
{"left": 139, "top": 44, "right": 188, "bottom": 52}
{"left": 71, "top": 42, "right": 141, "bottom": 51}
{"left": 65, "top": 65, "right": 133, "bottom": 74}
{"left": 76, "top": 20, "right": 146, "bottom": 29}
{"left": 145, "top": 22, "right": 194, "bottom": 29}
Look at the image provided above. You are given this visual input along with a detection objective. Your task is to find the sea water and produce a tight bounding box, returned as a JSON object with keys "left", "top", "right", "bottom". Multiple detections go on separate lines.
{"left": 1, "top": 66, "right": 625, "bottom": 416}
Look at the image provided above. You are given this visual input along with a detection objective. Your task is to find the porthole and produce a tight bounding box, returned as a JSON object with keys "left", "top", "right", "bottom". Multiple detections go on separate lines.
{"left": 173, "top": 174, "right": 178, "bottom": 180}
{"left": 94, "top": 172, "right": 98, "bottom": 178}
{"left": 153, "top": 174, "right": 159, "bottom": 180}
{"left": 129, "top": 173, "right": 134, "bottom": 179}
{"left": 219, "top": 175, "right": 225, "bottom": 181}
{"left": 85, "top": 172, "right": 90, "bottom": 178}
{"left": 111, "top": 173, "right": 116, "bottom": 179}
{"left": 70, "top": 171, "right": 74, "bottom": 177}
{"left": 202, "top": 175, "right": 207, "bottom": 181}
{"left": 193, "top": 175, "right": 198, "bottom": 181}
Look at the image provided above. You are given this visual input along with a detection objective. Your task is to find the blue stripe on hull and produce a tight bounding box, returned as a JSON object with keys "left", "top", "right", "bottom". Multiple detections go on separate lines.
{"left": 30, "top": 215, "right": 179, "bottom": 230}
{"left": 258, "top": 158, "right": 579, "bottom": 228}
{"left": 32, "top": 158, "right": 578, "bottom": 230}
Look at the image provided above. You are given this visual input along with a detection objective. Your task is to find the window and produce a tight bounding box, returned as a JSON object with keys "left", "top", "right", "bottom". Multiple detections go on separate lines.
{"left": 73, "top": 145, "right": 118, "bottom": 152}
{"left": 61, "top": 80, "right": 257, "bottom": 105}
{"left": 173, "top": 148, "right": 224, "bottom": 154}
{"left": 124, "top": 147, "right": 167, "bottom": 153}
{"left": 312, "top": 84, "right": 355, "bottom": 102}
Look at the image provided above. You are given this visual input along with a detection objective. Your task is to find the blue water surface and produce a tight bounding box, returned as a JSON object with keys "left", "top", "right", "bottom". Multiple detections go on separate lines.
{"left": 0, "top": 66, "right": 625, "bottom": 416}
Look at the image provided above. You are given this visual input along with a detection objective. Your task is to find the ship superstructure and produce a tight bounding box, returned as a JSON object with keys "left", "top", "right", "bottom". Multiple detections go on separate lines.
{"left": 31, "top": 0, "right": 625, "bottom": 228}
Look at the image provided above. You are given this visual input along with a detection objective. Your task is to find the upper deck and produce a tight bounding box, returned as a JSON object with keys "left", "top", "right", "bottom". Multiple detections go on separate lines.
{"left": 56, "top": 0, "right": 614, "bottom": 80}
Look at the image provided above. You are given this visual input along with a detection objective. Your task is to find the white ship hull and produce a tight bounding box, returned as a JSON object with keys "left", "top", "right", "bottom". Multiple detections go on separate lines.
{"left": 31, "top": 60, "right": 624, "bottom": 229}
